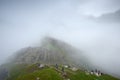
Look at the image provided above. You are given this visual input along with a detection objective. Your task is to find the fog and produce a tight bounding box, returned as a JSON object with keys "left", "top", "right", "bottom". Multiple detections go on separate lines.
{"left": 0, "top": 0, "right": 120, "bottom": 78}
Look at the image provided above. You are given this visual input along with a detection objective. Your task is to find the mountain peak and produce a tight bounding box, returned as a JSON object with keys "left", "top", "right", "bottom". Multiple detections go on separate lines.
{"left": 10, "top": 37, "right": 91, "bottom": 70}
{"left": 11, "top": 37, "right": 76, "bottom": 65}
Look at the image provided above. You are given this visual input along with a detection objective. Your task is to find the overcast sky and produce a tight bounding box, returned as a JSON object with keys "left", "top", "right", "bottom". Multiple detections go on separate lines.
{"left": 0, "top": 0, "right": 120, "bottom": 78}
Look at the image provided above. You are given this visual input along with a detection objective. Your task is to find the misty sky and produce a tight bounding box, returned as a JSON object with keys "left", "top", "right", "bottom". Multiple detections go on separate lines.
{"left": 0, "top": 0, "right": 120, "bottom": 77}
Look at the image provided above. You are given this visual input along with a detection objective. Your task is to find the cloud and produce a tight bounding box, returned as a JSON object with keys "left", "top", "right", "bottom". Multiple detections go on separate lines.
{"left": 95, "top": 9, "right": 120, "bottom": 23}
{"left": 78, "top": 0, "right": 120, "bottom": 17}
{"left": 87, "top": 9, "right": 120, "bottom": 23}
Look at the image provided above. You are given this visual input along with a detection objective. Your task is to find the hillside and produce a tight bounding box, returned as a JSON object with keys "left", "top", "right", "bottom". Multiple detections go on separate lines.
{"left": 4, "top": 63, "right": 119, "bottom": 80}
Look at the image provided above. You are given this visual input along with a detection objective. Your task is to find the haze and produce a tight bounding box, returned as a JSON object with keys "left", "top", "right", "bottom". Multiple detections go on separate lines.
{"left": 0, "top": 0, "right": 120, "bottom": 78}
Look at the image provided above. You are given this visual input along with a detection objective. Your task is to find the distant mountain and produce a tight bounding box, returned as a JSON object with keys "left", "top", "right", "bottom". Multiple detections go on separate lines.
{"left": 10, "top": 37, "right": 91, "bottom": 69}
{"left": 90, "top": 9, "right": 120, "bottom": 23}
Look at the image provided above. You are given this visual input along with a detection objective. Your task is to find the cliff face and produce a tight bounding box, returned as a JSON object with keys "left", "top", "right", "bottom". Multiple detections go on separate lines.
{"left": 11, "top": 37, "right": 78, "bottom": 65}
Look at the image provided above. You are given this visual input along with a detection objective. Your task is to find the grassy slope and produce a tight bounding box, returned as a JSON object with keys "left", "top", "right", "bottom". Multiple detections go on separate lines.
{"left": 67, "top": 70, "right": 118, "bottom": 80}
{"left": 6, "top": 64, "right": 63, "bottom": 80}
{"left": 6, "top": 64, "right": 119, "bottom": 80}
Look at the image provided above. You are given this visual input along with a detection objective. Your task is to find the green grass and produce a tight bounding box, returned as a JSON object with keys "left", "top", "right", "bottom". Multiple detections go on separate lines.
{"left": 66, "top": 69, "right": 118, "bottom": 80}
{"left": 6, "top": 64, "right": 27, "bottom": 80}
{"left": 16, "top": 68, "right": 63, "bottom": 80}
{"left": 6, "top": 64, "right": 119, "bottom": 80}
